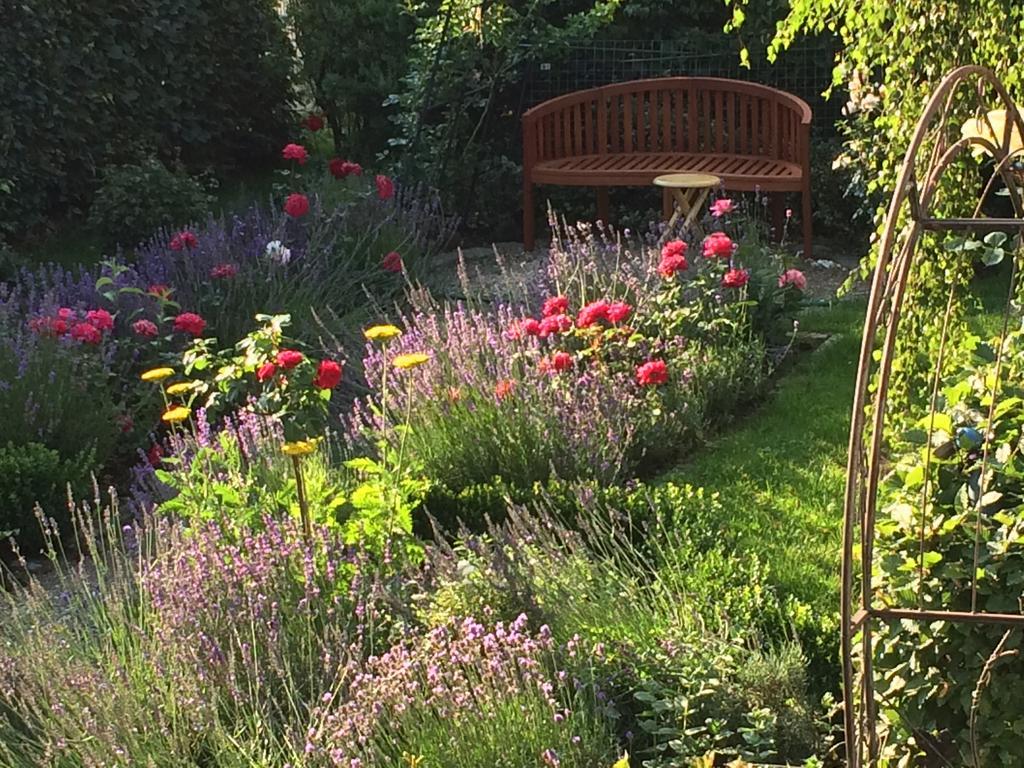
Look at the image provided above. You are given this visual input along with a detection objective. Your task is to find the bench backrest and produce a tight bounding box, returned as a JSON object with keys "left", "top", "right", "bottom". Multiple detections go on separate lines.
{"left": 523, "top": 77, "right": 812, "bottom": 167}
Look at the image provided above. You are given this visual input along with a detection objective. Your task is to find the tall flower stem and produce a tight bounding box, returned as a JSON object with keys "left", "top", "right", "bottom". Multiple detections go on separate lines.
{"left": 291, "top": 454, "right": 312, "bottom": 544}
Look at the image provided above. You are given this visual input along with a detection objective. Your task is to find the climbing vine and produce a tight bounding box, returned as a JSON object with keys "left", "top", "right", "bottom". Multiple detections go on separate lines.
{"left": 727, "top": 0, "right": 1024, "bottom": 418}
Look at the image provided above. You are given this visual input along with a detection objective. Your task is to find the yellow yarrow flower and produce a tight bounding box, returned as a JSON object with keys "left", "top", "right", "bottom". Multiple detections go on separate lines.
{"left": 393, "top": 352, "right": 430, "bottom": 370}
{"left": 282, "top": 438, "right": 321, "bottom": 456}
{"left": 364, "top": 324, "right": 402, "bottom": 341}
{"left": 161, "top": 406, "right": 191, "bottom": 423}
{"left": 165, "top": 382, "right": 195, "bottom": 396}
{"left": 141, "top": 367, "right": 175, "bottom": 382}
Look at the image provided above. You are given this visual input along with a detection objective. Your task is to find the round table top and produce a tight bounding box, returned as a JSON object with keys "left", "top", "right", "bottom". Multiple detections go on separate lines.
{"left": 653, "top": 172, "right": 722, "bottom": 189}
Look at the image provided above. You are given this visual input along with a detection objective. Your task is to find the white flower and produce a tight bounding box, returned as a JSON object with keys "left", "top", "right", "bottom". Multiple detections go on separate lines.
{"left": 265, "top": 240, "right": 291, "bottom": 265}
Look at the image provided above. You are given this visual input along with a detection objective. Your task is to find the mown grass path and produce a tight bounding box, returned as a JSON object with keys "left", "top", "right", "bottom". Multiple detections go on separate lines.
{"left": 657, "top": 301, "right": 866, "bottom": 614}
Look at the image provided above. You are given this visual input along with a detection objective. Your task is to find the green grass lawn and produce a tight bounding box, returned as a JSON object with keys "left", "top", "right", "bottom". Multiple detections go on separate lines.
{"left": 656, "top": 260, "right": 1013, "bottom": 622}
{"left": 657, "top": 300, "right": 866, "bottom": 615}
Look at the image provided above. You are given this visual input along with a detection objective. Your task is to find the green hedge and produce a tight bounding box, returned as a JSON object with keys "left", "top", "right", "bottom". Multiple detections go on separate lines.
{"left": 0, "top": 0, "right": 293, "bottom": 239}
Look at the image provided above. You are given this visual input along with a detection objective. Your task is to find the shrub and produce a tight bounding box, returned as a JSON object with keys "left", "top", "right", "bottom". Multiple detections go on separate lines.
{"left": 0, "top": 325, "right": 118, "bottom": 552}
{"left": 872, "top": 329, "right": 1024, "bottom": 764}
{"left": 0, "top": 442, "right": 92, "bottom": 554}
{"left": 288, "top": 0, "right": 413, "bottom": 159}
{"left": 0, "top": 0, "right": 293, "bottom": 239}
{"left": 87, "top": 158, "right": 215, "bottom": 248}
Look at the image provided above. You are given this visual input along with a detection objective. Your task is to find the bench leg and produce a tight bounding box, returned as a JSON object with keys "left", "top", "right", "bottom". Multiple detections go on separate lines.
{"left": 596, "top": 188, "right": 610, "bottom": 227}
{"left": 801, "top": 183, "right": 813, "bottom": 260}
{"left": 523, "top": 181, "right": 535, "bottom": 251}
{"left": 662, "top": 189, "right": 673, "bottom": 221}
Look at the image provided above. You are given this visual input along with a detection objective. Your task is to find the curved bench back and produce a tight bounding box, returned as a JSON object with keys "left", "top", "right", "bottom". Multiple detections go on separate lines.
{"left": 523, "top": 77, "right": 812, "bottom": 167}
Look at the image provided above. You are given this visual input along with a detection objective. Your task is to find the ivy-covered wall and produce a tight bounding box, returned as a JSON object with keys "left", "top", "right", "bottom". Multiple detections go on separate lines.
{"left": 0, "top": 0, "right": 294, "bottom": 240}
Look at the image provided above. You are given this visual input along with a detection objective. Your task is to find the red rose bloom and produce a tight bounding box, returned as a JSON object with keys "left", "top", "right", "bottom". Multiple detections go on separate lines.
{"left": 702, "top": 232, "right": 735, "bottom": 259}
{"left": 494, "top": 379, "right": 515, "bottom": 401}
{"left": 276, "top": 349, "right": 304, "bottom": 369}
{"left": 132, "top": 319, "right": 158, "bottom": 338}
{"left": 57, "top": 307, "right": 74, "bottom": 320}
{"left": 85, "top": 308, "right": 114, "bottom": 332}
{"left": 376, "top": 175, "right": 395, "bottom": 200}
{"left": 148, "top": 284, "right": 171, "bottom": 298}
{"left": 658, "top": 240, "right": 689, "bottom": 278}
{"left": 302, "top": 114, "right": 324, "bottom": 132}
{"left": 70, "top": 322, "right": 102, "bottom": 345}
{"left": 29, "top": 316, "right": 67, "bottom": 336}
{"left": 170, "top": 231, "right": 198, "bottom": 251}
{"left": 538, "top": 313, "right": 572, "bottom": 337}
{"left": 313, "top": 359, "right": 343, "bottom": 389}
{"left": 542, "top": 295, "right": 569, "bottom": 317}
{"left": 721, "top": 268, "right": 750, "bottom": 288}
{"left": 282, "top": 143, "right": 309, "bottom": 165}
{"left": 256, "top": 362, "right": 277, "bottom": 382}
{"left": 210, "top": 263, "right": 238, "bottom": 280}
{"left": 284, "top": 193, "right": 310, "bottom": 218}
{"left": 576, "top": 300, "right": 610, "bottom": 328}
{"left": 606, "top": 301, "right": 632, "bottom": 324}
{"left": 381, "top": 251, "right": 404, "bottom": 273}
{"left": 661, "top": 239, "right": 687, "bottom": 260}
{"left": 520, "top": 317, "right": 542, "bottom": 336}
{"left": 547, "top": 351, "right": 573, "bottom": 373}
{"left": 636, "top": 359, "right": 669, "bottom": 386}
{"left": 329, "top": 158, "right": 363, "bottom": 179}
{"left": 173, "top": 312, "right": 206, "bottom": 337}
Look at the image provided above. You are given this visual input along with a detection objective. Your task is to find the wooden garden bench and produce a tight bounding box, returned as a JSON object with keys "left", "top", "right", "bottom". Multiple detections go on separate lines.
{"left": 522, "top": 77, "right": 813, "bottom": 257}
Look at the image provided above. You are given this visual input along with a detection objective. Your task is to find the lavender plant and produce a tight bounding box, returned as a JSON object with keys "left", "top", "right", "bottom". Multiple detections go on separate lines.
{"left": 344, "top": 220, "right": 767, "bottom": 492}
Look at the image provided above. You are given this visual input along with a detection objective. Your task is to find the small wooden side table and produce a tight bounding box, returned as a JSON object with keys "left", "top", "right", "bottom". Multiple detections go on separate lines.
{"left": 653, "top": 173, "right": 722, "bottom": 240}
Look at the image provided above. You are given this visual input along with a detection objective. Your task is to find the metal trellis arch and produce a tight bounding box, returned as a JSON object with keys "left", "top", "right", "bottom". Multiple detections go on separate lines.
{"left": 842, "top": 65, "right": 1024, "bottom": 766}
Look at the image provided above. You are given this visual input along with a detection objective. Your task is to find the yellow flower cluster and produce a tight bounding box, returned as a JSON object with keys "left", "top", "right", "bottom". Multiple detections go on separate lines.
{"left": 393, "top": 352, "right": 430, "bottom": 370}
{"left": 364, "top": 324, "right": 402, "bottom": 341}
{"left": 140, "top": 367, "right": 174, "bottom": 382}
{"left": 282, "top": 438, "right": 321, "bottom": 456}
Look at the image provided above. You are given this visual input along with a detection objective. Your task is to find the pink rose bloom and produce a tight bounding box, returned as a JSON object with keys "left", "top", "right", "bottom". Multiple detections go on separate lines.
{"left": 170, "top": 230, "right": 198, "bottom": 251}
{"left": 576, "top": 300, "right": 610, "bottom": 328}
{"left": 85, "top": 308, "right": 114, "bottom": 332}
{"left": 538, "top": 313, "right": 572, "bottom": 337}
{"left": 381, "top": 251, "right": 404, "bottom": 273}
{"left": 132, "top": 319, "right": 159, "bottom": 338}
{"left": 721, "top": 268, "right": 750, "bottom": 288}
{"left": 702, "top": 232, "right": 735, "bottom": 259}
{"left": 542, "top": 295, "right": 569, "bottom": 317}
{"left": 778, "top": 268, "right": 807, "bottom": 291}
{"left": 709, "top": 198, "right": 736, "bottom": 218}
{"left": 376, "top": 175, "right": 395, "bottom": 200}
{"left": 70, "top": 322, "right": 102, "bottom": 345}
{"left": 282, "top": 143, "right": 309, "bottom": 165}
{"left": 606, "top": 301, "right": 632, "bottom": 324}
{"left": 210, "top": 263, "right": 238, "bottom": 279}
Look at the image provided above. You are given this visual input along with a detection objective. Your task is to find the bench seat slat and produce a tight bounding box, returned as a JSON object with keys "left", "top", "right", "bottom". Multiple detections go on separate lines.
{"left": 532, "top": 152, "right": 801, "bottom": 189}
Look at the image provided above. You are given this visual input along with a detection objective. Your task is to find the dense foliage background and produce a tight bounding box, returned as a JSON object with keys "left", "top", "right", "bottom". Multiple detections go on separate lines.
{"left": 0, "top": 0, "right": 293, "bottom": 241}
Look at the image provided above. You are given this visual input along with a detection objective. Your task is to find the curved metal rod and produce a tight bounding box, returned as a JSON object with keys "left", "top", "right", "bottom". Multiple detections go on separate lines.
{"left": 842, "top": 64, "right": 1024, "bottom": 767}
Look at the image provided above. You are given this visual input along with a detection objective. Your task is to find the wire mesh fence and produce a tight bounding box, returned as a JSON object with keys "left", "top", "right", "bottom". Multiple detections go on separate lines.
{"left": 522, "top": 38, "right": 844, "bottom": 133}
